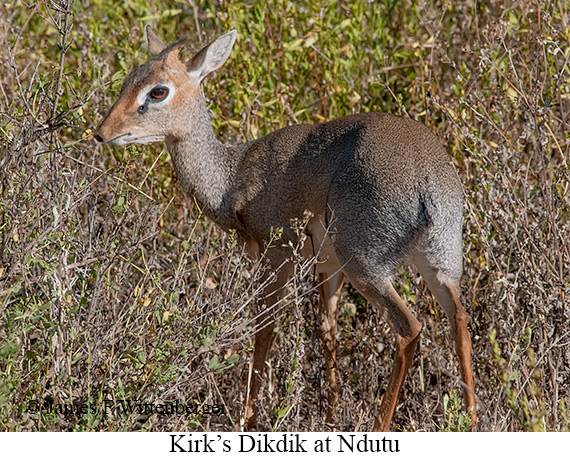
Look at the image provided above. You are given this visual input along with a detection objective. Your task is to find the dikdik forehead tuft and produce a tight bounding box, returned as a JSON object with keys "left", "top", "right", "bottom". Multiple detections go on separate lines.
{"left": 119, "top": 41, "right": 187, "bottom": 96}
{"left": 120, "top": 62, "right": 160, "bottom": 96}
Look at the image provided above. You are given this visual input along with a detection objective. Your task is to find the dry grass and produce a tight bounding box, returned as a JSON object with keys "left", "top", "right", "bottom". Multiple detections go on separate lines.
{"left": 0, "top": 0, "right": 569, "bottom": 431}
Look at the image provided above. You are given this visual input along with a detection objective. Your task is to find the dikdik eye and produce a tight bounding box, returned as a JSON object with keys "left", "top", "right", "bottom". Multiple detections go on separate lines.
{"left": 150, "top": 87, "right": 169, "bottom": 100}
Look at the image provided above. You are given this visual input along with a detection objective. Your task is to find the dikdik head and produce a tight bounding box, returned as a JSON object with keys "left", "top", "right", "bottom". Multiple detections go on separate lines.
{"left": 95, "top": 27, "right": 237, "bottom": 145}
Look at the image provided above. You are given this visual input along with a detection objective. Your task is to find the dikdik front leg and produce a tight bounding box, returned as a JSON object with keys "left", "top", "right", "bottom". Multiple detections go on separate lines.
{"left": 317, "top": 271, "right": 344, "bottom": 425}
{"left": 243, "top": 260, "right": 293, "bottom": 430}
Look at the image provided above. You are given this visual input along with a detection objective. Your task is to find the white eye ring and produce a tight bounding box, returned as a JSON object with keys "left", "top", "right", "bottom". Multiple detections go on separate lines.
{"left": 137, "top": 82, "right": 175, "bottom": 107}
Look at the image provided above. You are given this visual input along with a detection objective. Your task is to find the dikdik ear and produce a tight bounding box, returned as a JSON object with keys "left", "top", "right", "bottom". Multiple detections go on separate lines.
{"left": 146, "top": 25, "right": 167, "bottom": 57}
{"left": 186, "top": 30, "right": 237, "bottom": 83}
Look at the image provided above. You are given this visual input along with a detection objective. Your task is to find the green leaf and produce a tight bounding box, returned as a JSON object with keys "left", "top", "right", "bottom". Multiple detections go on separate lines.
{"left": 208, "top": 355, "right": 220, "bottom": 370}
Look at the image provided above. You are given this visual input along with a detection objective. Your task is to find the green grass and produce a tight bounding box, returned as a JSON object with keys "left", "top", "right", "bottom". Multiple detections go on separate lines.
{"left": 1, "top": 0, "right": 569, "bottom": 431}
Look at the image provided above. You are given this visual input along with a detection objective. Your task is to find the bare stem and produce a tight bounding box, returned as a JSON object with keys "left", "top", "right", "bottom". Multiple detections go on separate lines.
{"left": 50, "top": 0, "right": 74, "bottom": 121}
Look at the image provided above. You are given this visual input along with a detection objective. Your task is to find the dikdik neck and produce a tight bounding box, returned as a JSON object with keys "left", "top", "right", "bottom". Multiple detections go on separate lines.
{"left": 166, "top": 91, "right": 243, "bottom": 229}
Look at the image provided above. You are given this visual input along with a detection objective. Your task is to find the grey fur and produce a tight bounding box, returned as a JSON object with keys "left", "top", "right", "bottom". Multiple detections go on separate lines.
{"left": 170, "top": 99, "right": 463, "bottom": 286}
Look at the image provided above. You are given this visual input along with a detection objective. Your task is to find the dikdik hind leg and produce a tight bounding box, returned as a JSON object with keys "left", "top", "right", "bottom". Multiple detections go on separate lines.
{"left": 414, "top": 255, "right": 477, "bottom": 426}
{"left": 345, "top": 275, "right": 423, "bottom": 432}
